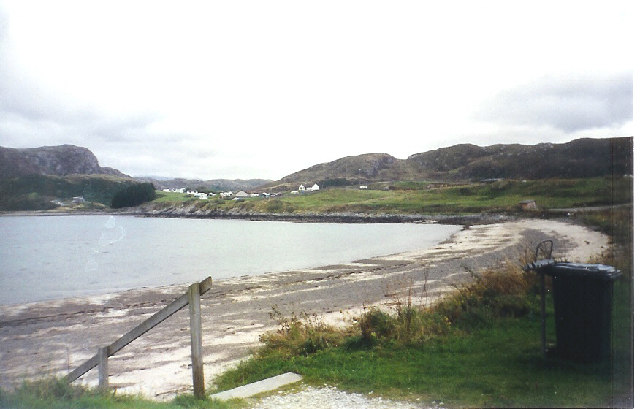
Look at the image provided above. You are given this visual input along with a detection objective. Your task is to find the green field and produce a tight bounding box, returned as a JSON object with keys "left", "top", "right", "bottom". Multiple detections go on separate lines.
{"left": 151, "top": 177, "right": 632, "bottom": 215}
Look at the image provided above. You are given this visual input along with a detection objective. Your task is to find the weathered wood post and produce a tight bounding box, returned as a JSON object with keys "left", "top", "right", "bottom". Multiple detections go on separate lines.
{"left": 66, "top": 277, "right": 212, "bottom": 397}
{"left": 98, "top": 346, "right": 109, "bottom": 389}
{"left": 188, "top": 282, "right": 205, "bottom": 398}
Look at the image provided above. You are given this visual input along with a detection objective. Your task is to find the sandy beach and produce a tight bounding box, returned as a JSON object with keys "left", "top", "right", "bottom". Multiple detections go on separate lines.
{"left": 0, "top": 219, "right": 609, "bottom": 400}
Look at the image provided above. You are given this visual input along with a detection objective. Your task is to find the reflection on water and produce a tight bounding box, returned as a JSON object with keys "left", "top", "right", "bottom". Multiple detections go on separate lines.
{"left": 86, "top": 216, "right": 126, "bottom": 274}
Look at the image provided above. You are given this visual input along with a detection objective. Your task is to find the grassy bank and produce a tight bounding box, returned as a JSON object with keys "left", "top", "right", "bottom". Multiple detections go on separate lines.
{"left": 150, "top": 176, "right": 632, "bottom": 215}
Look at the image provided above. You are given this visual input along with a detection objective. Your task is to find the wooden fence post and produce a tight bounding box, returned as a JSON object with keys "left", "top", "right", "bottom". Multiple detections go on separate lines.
{"left": 98, "top": 346, "right": 109, "bottom": 389}
{"left": 66, "top": 277, "right": 213, "bottom": 396}
{"left": 188, "top": 283, "right": 205, "bottom": 398}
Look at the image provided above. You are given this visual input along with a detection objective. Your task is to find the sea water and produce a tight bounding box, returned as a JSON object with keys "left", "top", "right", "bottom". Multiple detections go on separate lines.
{"left": 0, "top": 215, "right": 460, "bottom": 304}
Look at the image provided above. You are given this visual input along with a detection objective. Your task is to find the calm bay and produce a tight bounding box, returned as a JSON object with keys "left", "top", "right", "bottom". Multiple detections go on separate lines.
{"left": 0, "top": 215, "right": 460, "bottom": 305}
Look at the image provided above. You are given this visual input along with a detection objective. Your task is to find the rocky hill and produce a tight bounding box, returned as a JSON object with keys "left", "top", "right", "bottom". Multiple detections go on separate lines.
{"left": 268, "top": 137, "right": 632, "bottom": 189}
{"left": 280, "top": 153, "right": 399, "bottom": 185}
{"left": 405, "top": 137, "right": 632, "bottom": 180}
{"left": 0, "top": 145, "right": 127, "bottom": 178}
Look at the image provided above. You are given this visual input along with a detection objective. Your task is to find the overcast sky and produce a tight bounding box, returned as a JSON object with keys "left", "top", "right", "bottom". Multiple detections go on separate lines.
{"left": 0, "top": 1, "right": 634, "bottom": 180}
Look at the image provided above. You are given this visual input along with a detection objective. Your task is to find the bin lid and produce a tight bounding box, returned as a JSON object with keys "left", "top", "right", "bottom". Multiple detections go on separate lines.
{"left": 549, "top": 262, "right": 622, "bottom": 280}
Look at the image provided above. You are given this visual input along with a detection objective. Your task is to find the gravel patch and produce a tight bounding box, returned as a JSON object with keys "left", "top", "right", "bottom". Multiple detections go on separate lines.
{"left": 250, "top": 386, "right": 445, "bottom": 409}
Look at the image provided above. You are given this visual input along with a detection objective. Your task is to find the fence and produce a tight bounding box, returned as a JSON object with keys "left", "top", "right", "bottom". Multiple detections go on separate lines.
{"left": 65, "top": 276, "right": 213, "bottom": 398}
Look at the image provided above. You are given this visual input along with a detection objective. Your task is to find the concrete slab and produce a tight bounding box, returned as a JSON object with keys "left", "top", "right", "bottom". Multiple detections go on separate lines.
{"left": 210, "top": 372, "right": 303, "bottom": 400}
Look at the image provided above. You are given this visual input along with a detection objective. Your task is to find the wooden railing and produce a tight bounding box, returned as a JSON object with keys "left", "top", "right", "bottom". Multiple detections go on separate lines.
{"left": 65, "top": 277, "right": 213, "bottom": 398}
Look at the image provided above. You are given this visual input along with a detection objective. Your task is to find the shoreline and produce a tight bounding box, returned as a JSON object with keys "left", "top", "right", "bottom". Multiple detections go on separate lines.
{"left": 1, "top": 207, "right": 520, "bottom": 226}
{"left": 0, "top": 219, "right": 610, "bottom": 399}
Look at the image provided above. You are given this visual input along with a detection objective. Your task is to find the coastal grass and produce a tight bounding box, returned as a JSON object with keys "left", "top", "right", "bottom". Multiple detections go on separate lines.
{"left": 0, "top": 378, "right": 245, "bottom": 409}
{"left": 213, "top": 282, "right": 631, "bottom": 408}
{"left": 151, "top": 176, "right": 632, "bottom": 215}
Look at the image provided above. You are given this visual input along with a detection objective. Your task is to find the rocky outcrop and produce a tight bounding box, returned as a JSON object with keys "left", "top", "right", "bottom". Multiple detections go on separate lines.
{"left": 0, "top": 145, "right": 128, "bottom": 178}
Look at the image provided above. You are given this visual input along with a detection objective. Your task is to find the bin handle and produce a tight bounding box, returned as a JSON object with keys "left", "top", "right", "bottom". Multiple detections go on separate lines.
{"left": 535, "top": 240, "right": 553, "bottom": 262}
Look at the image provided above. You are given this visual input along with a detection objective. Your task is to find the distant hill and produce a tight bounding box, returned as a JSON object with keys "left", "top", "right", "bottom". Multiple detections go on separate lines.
{"left": 280, "top": 153, "right": 399, "bottom": 184}
{"left": 267, "top": 137, "right": 632, "bottom": 189}
{"left": 0, "top": 145, "right": 128, "bottom": 178}
{"left": 405, "top": 137, "right": 632, "bottom": 180}
{"left": 0, "top": 145, "right": 140, "bottom": 210}
{"left": 135, "top": 177, "right": 273, "bottom": 192}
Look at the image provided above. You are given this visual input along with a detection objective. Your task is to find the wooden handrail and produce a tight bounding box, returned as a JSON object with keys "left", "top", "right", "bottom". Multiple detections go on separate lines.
{"left": 65, "top": 276, "right": 212, "bottom": 389}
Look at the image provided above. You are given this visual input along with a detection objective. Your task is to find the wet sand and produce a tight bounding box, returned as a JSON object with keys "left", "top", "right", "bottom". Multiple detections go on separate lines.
{"left": 0, "top": 219, "right": 609, "bottom": 399}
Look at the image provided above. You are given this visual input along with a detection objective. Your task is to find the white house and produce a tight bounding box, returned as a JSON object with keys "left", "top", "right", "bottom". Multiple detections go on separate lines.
{"left": 308, "top": 183, "right": 320, "bottom": 191}
{"left": 235, "top": 191, "right": 249, "bottom": 197}
{"left": 298, "top": 184, "right": 306, "bottom": 192}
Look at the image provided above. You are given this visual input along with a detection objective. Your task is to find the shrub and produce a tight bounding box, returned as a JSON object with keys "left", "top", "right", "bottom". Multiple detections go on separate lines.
{"left": 359, "top": 308, "right": 396, "bottom": 344}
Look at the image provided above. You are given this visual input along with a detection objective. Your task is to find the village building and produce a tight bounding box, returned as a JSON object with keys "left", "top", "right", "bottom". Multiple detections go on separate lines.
{"left": 298, "top": 183, "right": 320, "bottom": 192}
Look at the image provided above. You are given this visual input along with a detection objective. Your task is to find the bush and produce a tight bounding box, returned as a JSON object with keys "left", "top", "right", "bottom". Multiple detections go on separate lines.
{"left": 359, "top": 308, "right": 396, "bottom": 344}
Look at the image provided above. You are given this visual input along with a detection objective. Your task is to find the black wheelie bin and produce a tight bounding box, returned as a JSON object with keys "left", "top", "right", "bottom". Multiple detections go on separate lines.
{"left": 547, "top": 262, "right": 621, "bottom": 362}
{"left": 526, "top": 241, "right": 622, "bottom": 363}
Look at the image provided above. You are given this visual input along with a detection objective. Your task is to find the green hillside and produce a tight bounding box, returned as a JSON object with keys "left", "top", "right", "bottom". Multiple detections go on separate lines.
{"left": 148, "top": 176, "right": 632, "bottom": 216}
{"left": 0, "top": 174, "right": 146, "bottom": 210}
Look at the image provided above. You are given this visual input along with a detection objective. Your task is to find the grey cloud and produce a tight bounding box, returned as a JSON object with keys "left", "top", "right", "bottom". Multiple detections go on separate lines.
{"left": 477, "top": 73, "right": 632, "bottom": 133}
{"left": 0, "top": 70, "right": 159, "bottom": 147}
